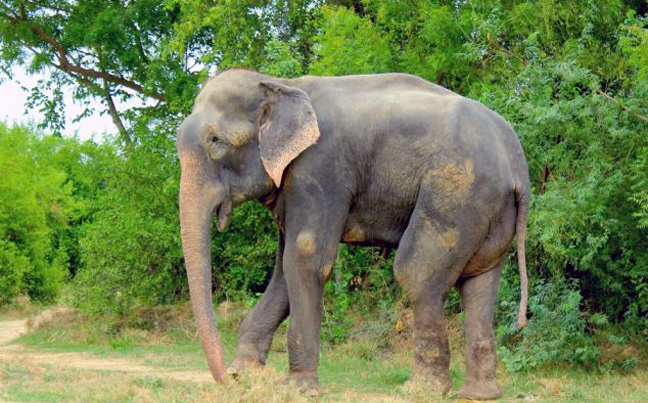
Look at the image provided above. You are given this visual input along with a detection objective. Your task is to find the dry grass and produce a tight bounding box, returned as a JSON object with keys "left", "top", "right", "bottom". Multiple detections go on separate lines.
{"left": 4, "top": 356, "right": 645, "bottom": 403}
{"left": 1, "top": 305, "right": 647, "bottom": 402}
{"left": 0, "top": 296, "right": 45, "bottom": 321}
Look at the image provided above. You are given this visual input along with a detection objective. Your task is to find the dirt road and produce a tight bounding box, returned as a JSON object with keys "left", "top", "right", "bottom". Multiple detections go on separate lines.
{"left": 0, "top": 308, "right": 212, "bottom": 383}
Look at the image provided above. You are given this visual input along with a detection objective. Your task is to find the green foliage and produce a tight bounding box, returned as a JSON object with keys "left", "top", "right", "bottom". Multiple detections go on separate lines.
{"left": 0, "top": 123, "right": 97, "bottom": 304}
{"left": 363, "top": 0, "right": 481, "bottom": 87}
{"left": 475, "top": 58, "right": 648, "bottom": 327}
{"left": 322, "top": 246, "right": 397, "bottom": 345}
{"left": 630, "top": 148, "right": 648, "bottom": 229}
{"left": 72, "top": 127, "right": 185, "bottom": 315}
{"left": 72, "top": 124, "right": 277, "bottom": 315}
{"left": 323, "top": 269, "right": 354, "bottom": 345}
{"left": 309, "top": 5, "right": 393, "bottom": 75}
{"left": 0, "top": 239, "right": 29, "bottom": 305}
{"left": 211, "top": 202, "right": 277, "bottom": 301}
{"left": 498, "top": 279, "right": 600, "bottom": 371}
{"left": 260, "top": 39, "right": 304, "bottom": 78}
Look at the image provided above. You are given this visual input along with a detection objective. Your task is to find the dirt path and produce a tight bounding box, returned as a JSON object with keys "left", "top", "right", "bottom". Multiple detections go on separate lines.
{"left": 0, "top": 307, "right": 212, "bottom": 384}
{"left": 0, "top": 307, "right": 71, "bottom": 345}
{"left": 0, "top": 309, "right": 407, "bottom": 402}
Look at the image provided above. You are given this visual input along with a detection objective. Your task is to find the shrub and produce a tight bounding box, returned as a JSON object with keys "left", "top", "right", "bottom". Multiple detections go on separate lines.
{"left": 73, "top": 136, "right": 185, "bottom": 316}
{"left": 0, "top": 124, "right": 73, "bottom": 304}
{"left": 498, "top": 279, "right": 600, "bottom": 371}
{"left": 0, "top": 239, "right": 28, "bottom": 305}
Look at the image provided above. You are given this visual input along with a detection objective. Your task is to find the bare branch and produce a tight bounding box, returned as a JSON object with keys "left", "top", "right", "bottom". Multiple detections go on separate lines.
{"left": 103, "top": 79, "right": 130, "bottom": 144}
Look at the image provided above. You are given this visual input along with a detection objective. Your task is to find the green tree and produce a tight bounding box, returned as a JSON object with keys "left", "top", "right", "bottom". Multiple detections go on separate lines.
{"left": 309, "top": 5, "right": 393, "bottom": 75}
{"left": 0, "top": 123, "right": 78, "bottom": 303}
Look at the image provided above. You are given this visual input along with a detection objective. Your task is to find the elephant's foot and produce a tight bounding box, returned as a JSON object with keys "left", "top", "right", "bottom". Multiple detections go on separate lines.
{"left": 227, "top": 344, "right": 264, "bottom": 379}
{"left": 226, "top": 358, "right": 262, "bottom": 379}
{"left": 283, "top": 373, "right": 320, "bottom": 397}
{"left": 402, "top": 374, "right": 451, "bottom": 397}
{"left": 409, "top": 360, "right": 451, "bottom": 396}
{"left": 457, "top": 380, "right": 502, "bottom": 400}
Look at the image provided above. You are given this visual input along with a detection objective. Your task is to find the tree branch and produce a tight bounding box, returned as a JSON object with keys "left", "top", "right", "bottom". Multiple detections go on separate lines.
{"left": 24, "top": 43, "right": 132, "bottom": 140}
{"left": 103, "top": 78, "right": 130, "bottom": 144}
{"left": 486, "top": 32, "right": 528, "bottom": 66}
{"left": 597, "top": 90, "right": 648, "bottom": 124}
{"left": 129, "top": 19, "right": 150, "bottom": 64}
{"left": 1, "top": 10, "right": 164, "bottom": 101}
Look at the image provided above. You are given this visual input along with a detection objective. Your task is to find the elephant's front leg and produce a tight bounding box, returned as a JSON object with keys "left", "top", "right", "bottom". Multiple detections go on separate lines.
{"left": 229, "top": 233, "right": 289, "bottom": 375}
{"left": 282, "top": 228, "right": 340, "bottom": 394}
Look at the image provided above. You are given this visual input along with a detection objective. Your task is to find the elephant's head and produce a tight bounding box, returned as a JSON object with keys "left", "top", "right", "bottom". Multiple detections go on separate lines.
{"left": 176, "top": 70, "right": 320, "bottom": 383}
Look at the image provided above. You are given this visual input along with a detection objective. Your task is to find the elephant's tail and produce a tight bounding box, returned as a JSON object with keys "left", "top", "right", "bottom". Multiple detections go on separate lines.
{"left": 515, "top": 183, "right": 529, "bottom": 329}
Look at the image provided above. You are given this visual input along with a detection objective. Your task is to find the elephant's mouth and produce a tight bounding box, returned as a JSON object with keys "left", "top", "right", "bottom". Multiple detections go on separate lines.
{"left": 215, "top": 199, "right": 232, "bottom": 232}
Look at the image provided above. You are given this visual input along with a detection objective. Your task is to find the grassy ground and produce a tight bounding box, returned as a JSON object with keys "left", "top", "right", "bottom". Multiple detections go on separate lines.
{"left": 0, "top": 305, "right": 646, "bottom": 403}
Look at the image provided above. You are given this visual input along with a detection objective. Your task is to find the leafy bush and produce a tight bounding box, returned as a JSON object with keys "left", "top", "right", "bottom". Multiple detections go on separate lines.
{"left": 498, "top": 279, "right": 600, "bottom": 371}
{"left": 0, "top": 239, "right": 28, "bottom": 305}
{"left": 73, "top": 132, "right": 185, "bottom": 316}
{"left": 322, "top": 245, "right": 397, "bottom": 345}
{"left": 211, "top": 202, "right": 277, "bottom": 301}
{"left": 484, "top": 58, "right": 647, "bottom": 329}
{"left": 310, "top": 5, "right": 393, "bottom": 75}
{"left": 0, "top": 124, "right": 75, "bottom": 304}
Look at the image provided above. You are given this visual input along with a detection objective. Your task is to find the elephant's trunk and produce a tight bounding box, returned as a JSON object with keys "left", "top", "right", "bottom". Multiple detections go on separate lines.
{"left": 179, "top": 157, "right": 228, "bottom": 384}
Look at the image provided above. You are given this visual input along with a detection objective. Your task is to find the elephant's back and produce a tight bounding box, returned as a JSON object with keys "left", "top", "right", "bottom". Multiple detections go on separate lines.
{"left": 307, "top": 83, "right": 524, "bottom": 193}
{"left": 290, "top": 73, "right": 455, "bottom": 98}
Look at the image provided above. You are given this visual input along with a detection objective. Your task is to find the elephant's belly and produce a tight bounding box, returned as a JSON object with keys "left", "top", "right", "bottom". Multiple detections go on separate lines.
{"left": 341, "top": 206, "right": 412, "bottom": 248}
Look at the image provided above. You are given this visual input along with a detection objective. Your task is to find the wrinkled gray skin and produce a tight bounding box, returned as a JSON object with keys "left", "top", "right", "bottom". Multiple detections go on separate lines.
{"left": 177, "top": 69, "right": 529, "bottom": 400}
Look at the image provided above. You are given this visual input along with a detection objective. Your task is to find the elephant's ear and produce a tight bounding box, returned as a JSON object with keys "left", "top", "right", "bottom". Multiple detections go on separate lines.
{"left": 258, "top": 81, "right": 320, "bottom": 187}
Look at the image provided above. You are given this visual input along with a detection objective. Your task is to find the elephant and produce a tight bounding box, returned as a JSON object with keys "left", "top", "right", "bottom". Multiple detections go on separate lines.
{"left": 177, "top": 69, "right": 529, "bottom": 400}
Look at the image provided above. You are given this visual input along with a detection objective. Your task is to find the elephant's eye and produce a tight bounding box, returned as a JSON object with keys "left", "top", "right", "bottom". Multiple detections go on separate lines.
{"left": 208, "top": 134, "right": 228, "bottom": 160}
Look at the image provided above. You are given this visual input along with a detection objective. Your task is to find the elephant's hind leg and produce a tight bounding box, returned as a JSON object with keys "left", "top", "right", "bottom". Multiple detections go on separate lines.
{"left": 456, "top": 263, "right": 503, "bottom": 400}
{"left": 454, "top": 199, "right": 514, "bottom": 399}
{"left": 394, "top": 202, "right": 482, "bottom": 395}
